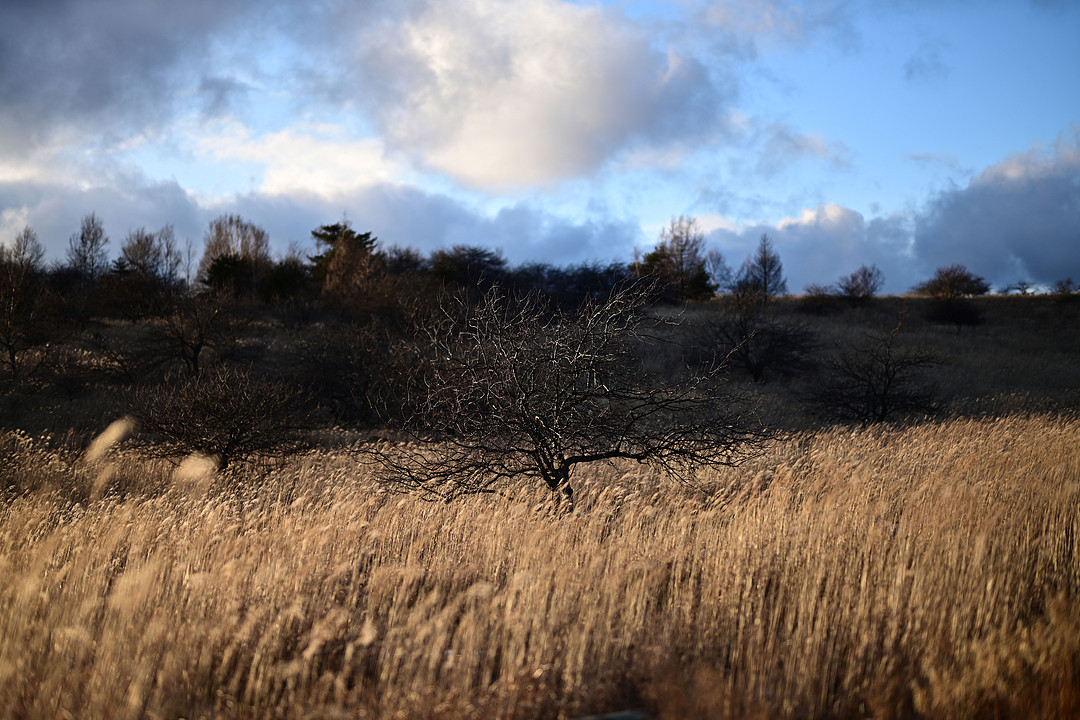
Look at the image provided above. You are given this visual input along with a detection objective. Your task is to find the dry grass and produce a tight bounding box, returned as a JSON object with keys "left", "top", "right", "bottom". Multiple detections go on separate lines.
{"left": 1, "top": 413, "right": 1079, "bottom": 719}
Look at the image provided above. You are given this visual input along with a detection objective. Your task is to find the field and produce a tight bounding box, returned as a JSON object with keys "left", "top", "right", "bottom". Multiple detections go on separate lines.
{"left": 1, "top": 295, "right": 1079, "bottom": 719}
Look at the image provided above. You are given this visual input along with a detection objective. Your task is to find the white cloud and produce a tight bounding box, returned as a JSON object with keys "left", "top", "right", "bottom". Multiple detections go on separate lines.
{"left": 347, "top": 0, "right": 727, "bottom": 190}
{"left": 696, "top": 212, "right": 741, "bottom": 234}
{"left": 0, "top": 128, "right": 88, "bottom": 186}
{"left": 778, "top": 202, "right": 853, "bottom": 231}
{"left": 0, "top": 206, "right": 32, "bottom": 245}
{"left": 196, "top": 121, "right": 403, "bottom": 198}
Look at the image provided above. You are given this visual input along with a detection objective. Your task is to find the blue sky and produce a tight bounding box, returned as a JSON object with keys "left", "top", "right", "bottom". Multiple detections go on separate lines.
{"left": 1, "top": 0, "right": 1077, "bottom": 293}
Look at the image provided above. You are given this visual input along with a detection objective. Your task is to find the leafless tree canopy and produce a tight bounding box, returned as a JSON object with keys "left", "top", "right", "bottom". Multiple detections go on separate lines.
{"left": 128, "top": 365, "right": 314, "bottom": 470}
{"left": 912, "top": 264, "right": 990, "bottom": 299}
{"left": 836, "top": 264, "right": 885, "bottom": 304}
{"left": 67, "top": 212, "right": 110, "bottom": 281}
{"left": 116, "top": 225, "right": 182, "bottom": 284}
{"left": 806, "top": 317, "right": 939, "bottom": 424}
{"left": 635, "top": 216, "right": 717, "bottom": 301}
{"left": 734, "top": 234, "right": 787, "bottom": 312}
{"left": 0, "top": 227, "right": 52, "bottom": 381}
{"left": 374, "top": 283, "right": 767, "bottom": 503}
{"left": 198, "top": 214, "right": 271, "bottom": 284}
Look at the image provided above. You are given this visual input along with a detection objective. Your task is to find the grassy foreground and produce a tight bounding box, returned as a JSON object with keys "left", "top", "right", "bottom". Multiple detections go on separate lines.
{"left": 2, "top": 413, "right": 1079, "bottom": 719}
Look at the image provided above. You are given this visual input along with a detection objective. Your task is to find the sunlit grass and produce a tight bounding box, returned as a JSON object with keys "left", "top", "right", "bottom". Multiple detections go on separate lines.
{"left": 1, "top": 413, "right": 1079, "bottom": 718}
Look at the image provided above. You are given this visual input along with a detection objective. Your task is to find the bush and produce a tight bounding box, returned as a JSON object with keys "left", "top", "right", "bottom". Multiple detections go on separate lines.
{"left": 128, "top": 366, "right": 316, "bottom": 470}
{"left": 836, "top": 264, "right": 885, "bottom": 306}
{"left": 912, "top": 264, "right": 989, "bottom": 299}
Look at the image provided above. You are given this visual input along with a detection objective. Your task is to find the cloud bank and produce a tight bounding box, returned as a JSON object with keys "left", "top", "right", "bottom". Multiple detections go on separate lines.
{"left": 912, "top": 128, "right": 1080, "bottom": 286}
{"left": 705, "top": 129, "right": 1080, "bottom": 293}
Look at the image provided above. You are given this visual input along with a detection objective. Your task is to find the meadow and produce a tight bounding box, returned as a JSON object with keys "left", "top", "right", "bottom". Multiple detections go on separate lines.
{"left": 2, "top": 294, "right": 1079, "bottom": 719}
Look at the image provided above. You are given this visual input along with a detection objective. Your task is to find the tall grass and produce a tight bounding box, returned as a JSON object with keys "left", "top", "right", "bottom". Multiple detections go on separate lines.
{"left": 1, "top": 413, "right": 1078, "bottom": 718}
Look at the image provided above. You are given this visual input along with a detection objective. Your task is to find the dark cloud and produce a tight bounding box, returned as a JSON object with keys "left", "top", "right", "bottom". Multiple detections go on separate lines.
{"left": 705, "top": 204, "right": 918, "bottom": 294}
{"left": 0, "top": 0, "right": 265, "bottom": 155}
{"left": 699, "top": 131, "right": 1080, "bottom": 294}
{"left": 197, "top": 76, "right": 254, "bottom": 120}
{"left": 912, "top": 129, "right": 1080, "bottom": 288}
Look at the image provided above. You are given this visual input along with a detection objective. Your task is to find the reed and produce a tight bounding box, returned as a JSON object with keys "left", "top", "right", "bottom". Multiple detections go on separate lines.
{"left": 1, "top": 412, "right": 1078, "bottom": 718}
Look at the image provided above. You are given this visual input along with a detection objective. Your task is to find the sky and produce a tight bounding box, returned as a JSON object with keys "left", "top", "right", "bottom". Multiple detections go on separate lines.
{"left": 1, "top": 0, "right": 1077, "bottom": 293}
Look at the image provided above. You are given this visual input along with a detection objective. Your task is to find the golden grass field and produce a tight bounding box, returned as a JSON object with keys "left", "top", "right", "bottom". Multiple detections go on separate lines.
{"left": 2, "top": 410, "right": 1078, "bottom": 719}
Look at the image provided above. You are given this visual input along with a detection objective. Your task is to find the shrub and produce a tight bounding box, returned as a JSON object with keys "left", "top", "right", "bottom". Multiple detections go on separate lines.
{"left": 128, "top": 366, "right": 316, "bottom": 470}
{"left": 912, "top": 264, "right": 990, "bottom": 299}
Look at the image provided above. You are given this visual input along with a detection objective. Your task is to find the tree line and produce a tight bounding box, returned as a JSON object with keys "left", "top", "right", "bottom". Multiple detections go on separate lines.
{"left": 3, "top": 211, "right": 1076, "bottom": 502}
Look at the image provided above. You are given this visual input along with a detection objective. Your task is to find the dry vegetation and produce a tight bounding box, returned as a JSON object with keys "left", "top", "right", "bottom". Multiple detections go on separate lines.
{"left": 2, "top": 410, "right": 1079, "bottom": 719}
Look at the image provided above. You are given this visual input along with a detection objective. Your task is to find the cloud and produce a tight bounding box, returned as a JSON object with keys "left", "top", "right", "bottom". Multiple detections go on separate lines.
{"left": 697, "top": 0, "right": 860, "bottom": 57}
{"left": 328, "top": 186, "right": 641, "bottom": 266}
{"left": 196, "top": 121, "right": 403, "bottom": 198}
{"left": 912, "top": 127, "right": 1080, "bottom": 287}
{"left": 756, "top": 123, "right": 853, "bottom": 177}
{"left": 1, "top": 164, "right": 642, "bottom": 276}
{"left": 907, "top": 151, "right": 970, "bottom": 176}
{"left": 903, "top": 39, "right": 950, "bottom": 83}
{"left": 699, "top": 129, "right": 1080, "bottom": 294}
{"left": 705, "top": 202, "right": 916, "bottom": 293}
{"left": 197, "top": 76, "right": 255, "bottom": 119}
{"left": 0, "top": 174, "right": 203, "bottom": 263}
{"left": 0, "top": 0, "right": 266, "bottom": 157}
{"left": 338, "top": 0, "right": 731, "bottom": 190}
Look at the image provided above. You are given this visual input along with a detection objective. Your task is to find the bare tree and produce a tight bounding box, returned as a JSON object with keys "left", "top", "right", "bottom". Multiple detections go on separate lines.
{"left": 705, "top": 248, "right": 733, "bottom": 293}
{"left": 116, "top": 227, "right": 161, "bottom": 280}
{"left": 1001, "top": 280, "right": 1034, "bottom": 296}
{"left": 635, "top": 216, "right": 716, "bottom": 301}
{"left": 198, "top": 214, "right": 271, "bottom": 293}
{"left": 114, "top": 224, "right": 182, "bottom": 284}
{"left": 157, "top": 225, "right": 184, "bottom": 286}
{"left": 374, "top": 284, "right": 767, "bottom": 504}
{"left": 734, "top": 234, "right": 787, "bottom": 313}
{"left": 913, "top": 265, "right": 989, "bottom": 334}
{"left": 836, "top": 264, "right": 885, "bottom": 305}
{"left": 9, "top": 226, "right": 45, "bottom": 270}
{"left": 1050, "top": 278, "right": 1077, "bottom": 299}
{"left": 697, "top": 294, "right": 816, "bottom": 382}
{"left": 96, "top": 292, "right": 251, "bottom": 380}
{"left": 153, "top": 293, "right": 249, "bottom": 376}
{"left": 912, "top": 264, "right": 989, "bottom": 299}
{"left": 0, "top": 227, "right": 52, "bottom": 381}
{"left": 805, "top": 316, "right": 939, "bottom": 425}
{"left": 67, "top": 212, "right": 110, "bottom": 282}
